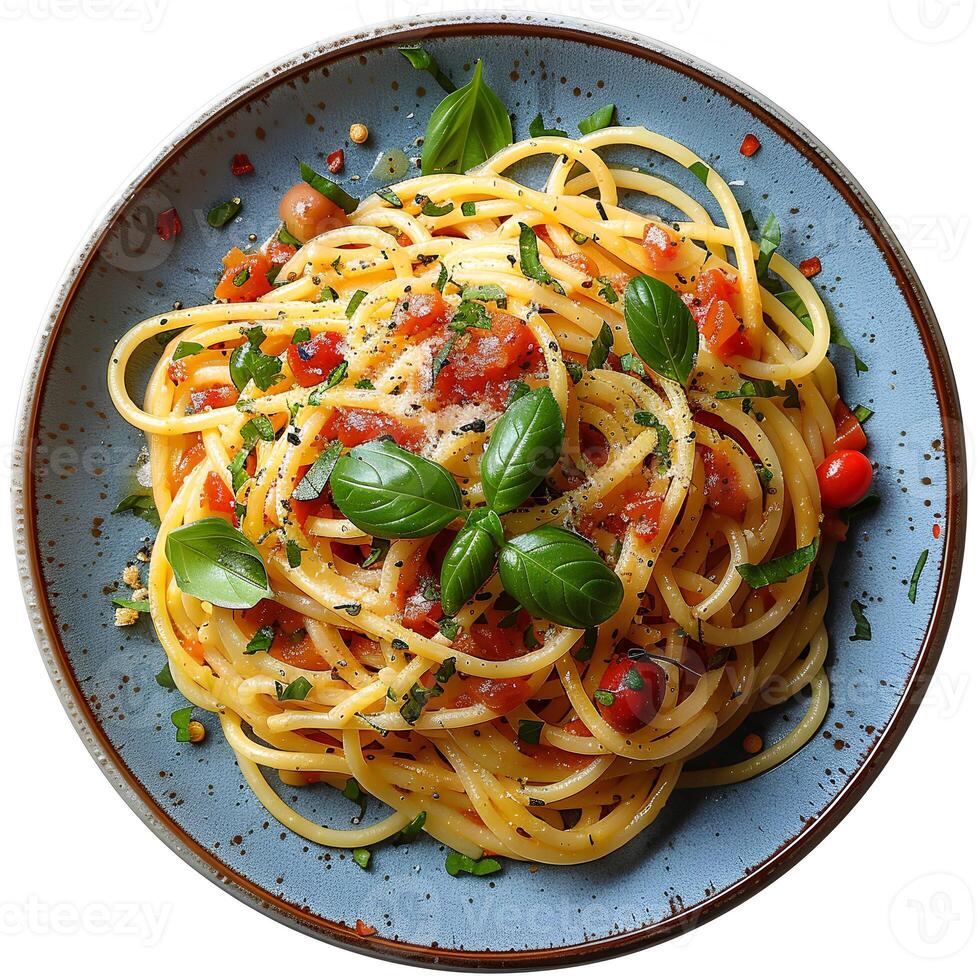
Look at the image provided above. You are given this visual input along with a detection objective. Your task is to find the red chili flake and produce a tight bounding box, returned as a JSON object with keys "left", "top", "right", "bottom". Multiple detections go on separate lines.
{"left": 231, "top": 153, "right": 254, "bottom": 176}
{"left": 326, "top": 149, "right": 345, "bottom": 174}
{"left": 156, "top": 208, "right": 181, "bottom": 241}
{"left": 739, "top": 133, "right": 761, "bottom": 157}
{"left": 933, "top": 523, "right": 941, "bottom": 539}
{"left": 799, "top": 256, "right": 822, "bottom": 279}
{"left": 354, "top": 919, "right": 377, "bottom": 937}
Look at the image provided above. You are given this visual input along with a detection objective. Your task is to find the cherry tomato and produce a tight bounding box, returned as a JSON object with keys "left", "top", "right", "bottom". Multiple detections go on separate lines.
{"left": 697, "top": 298, "right": 754, "bottom": 361}
{"left": 464, "top": 676, "right": 532, "bottom": 714}
{"left": 189, "top": 385, "right": 238, "bottom": 414}
{"left": 263, "top": 238, "right": 297, "bottom": 267}
{"left": 278, "top": 182, "right": 349, "bottom": 242}
{"left": 817, "top": 450, "right": 873, "bottom": 509}
{"left": 642, "top": 222, "right": 680, "bottom": 270}
{"left": 596, "top": 657, "right": 667, "bottom": 733}
{"left": 202, "top": 471, "right": 235, "bottom": 516}
{"left": 286, "top": 332, "right": 344, "bottom": 387}
{"left": 393, "top": 292, "right": 450, "bottom": 338}
{"left": 832, "top": 400, "right": 868, "bottom": 452}
{"left": 320, "top": 408, "right": 424, "bottom": 452}
{"left": 169, "top": 439, "right": 205, "bottom": 494}
{"left": 699, "top": 445, "right": 749, "bottom": 520}
{"left": 214, "top": 251, "right": 274, "bottom": 303}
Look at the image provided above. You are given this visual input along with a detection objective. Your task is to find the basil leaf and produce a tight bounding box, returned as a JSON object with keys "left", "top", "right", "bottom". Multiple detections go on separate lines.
{"left": 578, "top": 103, "right": 617, "bottom": 135}
{"left": 481, "top": 387, "right": 565, "bottom": 514}
{"left": 293, "top": 441, "right": 343, "bottom": 501}
{"left": 398, "top": 45, "right": 455, "bottom": 93}
{"left": 853, "top": 404, "right": 874, "bottom": 424}
{"left": 850, "top": 599, "right": 872, "bottom": 641}
{"left": 517, "top": 719, "right": 544, "bottom": 744}
{"left": 619, "top": 352, "right": 645, "bottom": 375}
{"left": 432, "top": 336, "right": 456, "bottom": 380}
{"left": 437, "top": 617, "right": 460, "bottom": 641}
{"left": 422, "top": 60, "right": 513, "bottom": 175}
{"left": 230, "top": 328, "right": 283, "bottom": 392}
{"left": 461, "top": 201, "right": 477, "bottom": 217}
{"left": 398, "top": 811, "right": 427, "bottom": 843}
{"left": 173, "top": 341, "right": 203, "bottom": 360}
{"left": 594, "top": 689, "right": 615, "bottom": 707}
{"left": 329, "top": 439, "right": 462, "bottom": 538}
{"left": 756, "top": 212, "right": 781, "bottom": 280}
{"left": 113, "top": 492, "right": 160, "bottom": 528}
{"left": 530, "top": 113, "right": 568, "bottom": 138}
{"left": 276, "top": 676, "right": 312, "bottom": 701}
{"left": 587, "top": 322, "right": 614, "bottom": 371}
{"left": 736, "top": 536, "right": 819, "bottom": 588}
{"left": 564, "top": 359, "right": 584, "bottom": 385}
{"left": 308, "top": 361, "right": 348, "bottom": 403}
{"left": 239, "top": 415, "right": 275, "bottom": 449}
{"left": 440, "top": 508, "right": 503, "bottom": 616}
{"left": 165, "top": 517, "right": 273, "bottom": 609}
{"left": 207, "top": 197, "right": 242, "bottom": 229}
{"left": 171, "top": 706, "right": 193, "bottom": 742}
{"left": 574, "top": 626, "right": 598, "bottom": 662}
{"left": 449, "top": 299, "right": 492, "bottom": 332}
{"left": 775, "top": 289, "right": 868, "bottom": 374}
{"left": 298, "top": 160, "right": 359, "bottom": 214}
{"left": 908, "top": 549, "right": 929, "bottom": 604}
{"left": 597, "top": 278, "right": 619, "bottom": 305}
{"left": 461, "top": 284, "right": 507, "bottom": 306}
{"left": 625, "top": 274, "right": 699, "bottom": 386}
{"left": 518, "top": 222, "right": 563, "bottom": 292}
{"left": 278, "top": 224, "right": 302, "bottom": 247}
{"left": 245, "top": 624, "right": 275, "bottom": 653}
{"left": 291, "top": 326, "right": 311, "bottom": 345}
{"left": 445, "top": 851, "right": 501, "bottom": 877}
{"left": 286, "top": 539, "right": 304, "bottom": 568}
{"left": 351, "top": 848, "right": 371, "bottom": 870}
{"left": 498, "top": 526, "right": 624, "bottom": 629}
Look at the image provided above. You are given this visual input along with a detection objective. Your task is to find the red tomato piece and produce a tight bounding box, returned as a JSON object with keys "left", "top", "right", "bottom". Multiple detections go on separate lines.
{"left": 190, "top": 385, "right": 238, "bottom": 414}
{"left": 698, "top": 298, "right": 754, "bottom": 361}
{"left": 398, "top": 554, "right": 443, "bottom": 639}
{"left": 620, "top": 489, "right": 665, "bottom": 541}
{"left": 692, "top": 410, "right": 758, "bottom": 461}
{"left": 202, "top": 471, "right": 235, "bottom": 515}
{"left": 320, "top": 408, "right": 424, "bottom": 452}
{"left": 559, "top": 252, "right": 599, "bottom": 280}
{"left": 434, "top": 311, "right": 545, "bottom": 408}
{"left": 699, "top": 445, "right": 748, "bottom": 520}
{"left": 286, "top": 332, "right": 344, "bottom": 387}
{"left": 695, "top": 268, "right": 738, "bottom": 307}
{"left": 156, "top": 207, "right": 181, "bottom": 241}
{"left": 596, "top": 657, "right": 667, "bottom": 733}
{"left": 817, "top": 450, "right": 873, "bottom": 509}
{"left": 579, "top": 421, "right": 609, "bottom": 469}
{"left": 393, "top": 293, "right": 450, "bottom": 338}
{"left": 169, "top": 439, "right": 205, "bottom": 494}
{"left": 326, "top": 149, "right": 345, "bottom": 174}
{"left": 263, "top": 238, "right": 297, "bottom": 267}
{"left": 799, "top": 256, "right": 822, "bottom": 279}
{"left": 464, "top": 676, "right": 532, "bottom": 714}
{"left": 832, "top": 400, "right": 868, "bottom": 452}
{"left": 642, "top": 222, "right": 680, "bottom": 270}
{"left": 214, "top": 251, "right": 273, "bottom": 303}
{"left": 278, "top": 182, "right": 349, "bottom": 242}
{"left": 230, "top": 153, "right": 254, "bottom": 176}
{"left": 740, "top": 133, "right": 761, "bottom": 157}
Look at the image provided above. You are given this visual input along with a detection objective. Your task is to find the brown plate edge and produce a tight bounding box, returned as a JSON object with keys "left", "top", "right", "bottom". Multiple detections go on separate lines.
{"left": 11, "top": 12, "right": 967, "bottom": 972}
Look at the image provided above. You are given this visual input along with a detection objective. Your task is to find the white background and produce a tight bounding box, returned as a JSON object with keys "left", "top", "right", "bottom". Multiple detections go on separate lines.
{"left": 1, "top": 0, "right": 976, "bottom": 975}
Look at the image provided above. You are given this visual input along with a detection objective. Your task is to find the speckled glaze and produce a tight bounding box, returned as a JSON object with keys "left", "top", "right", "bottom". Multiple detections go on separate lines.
{"left": 13, "top": 13, "right": 965, "bottom": 970}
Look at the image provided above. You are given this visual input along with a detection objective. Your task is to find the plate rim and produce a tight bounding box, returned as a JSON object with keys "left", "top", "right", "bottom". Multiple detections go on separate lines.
{"left": 11, "top": 11, "right": 967, "bottom": 971}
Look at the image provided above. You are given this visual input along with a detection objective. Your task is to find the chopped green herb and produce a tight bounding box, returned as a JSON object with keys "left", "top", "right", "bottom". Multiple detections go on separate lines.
{"left": 293, "top": 441, "right": 343, "bottom": 501}
{"left": 619, "top": 352, "right": 645, "bottom": 375}
{"left": 276, "top": 676, "right": 312, "bottom": 701}
{"left": 564, "top": 359, "right": 584, "bottom": 384}
{"left": 737, "top": 537, "right": 819, "bottom": 588}
{"left": 173, "top": 340, "right": 203, "bottom": 360}
{"left": 850, "top": 599, "right": 872, "bottom": 641}
{"left": 530, "top": 113, "right": 568, "bottom": 138}
{"left": 853, "top": 404, "right": 874, "bottom": 424}
{"left": 689, "top": 161, "right": 710, "bottom": 185}
{"left": 908, "top": 549, "right": 929, "bottom": 604}
{"left": 291, "top": 326, "right": 311, "bottom": 344}
{"left": 207, "top": 197, "right": 242, "bottom": 229}
{"left": 112, "top": 596, "right": 150, "bottom": 613}
{"left": 112, "top": 492, "right": 160, "bottom": 528}
{"left": 171, "top": 706, "right": 193, "bottom": 742}
{"left": 245, "top": 624, "right": 275, "bottom": 654}
{"left": 298, "top": 160, "right": 359, "bottom": 214}
{"left": 461, "top": 284, "right": 507, "bottom": 306}
{"left": 308, "top": 362, "right": 349, "bottom": 404}
{"left": 578, "top": 104, "right": 617, "bottom": 135}
{"left": 437, "top": 617, "right": 460, "bottom": 641}
{"left": 445, "top": 851, "right": 502, "bottom": 877}
{"left": 345, "top": 289, "right": 368, "bottom": 319}
{"left": 449, "top": 299, "right": 493, "bottom": 332}
{"left": 155, "top": 661, "right": 176, "bottom": 690}
{"left": 351, "top": 848, "right": 371, "bottom": 870}
{"left": 574, "top": 626, "right": 598, "bottom": 662}
{"left": 624, "top": 666, "right": 645, "bottom": 691}
{"left": 633, "top": 411, "right": 673, "bottom": 471}
{"left": 377, "top": 187, "right": 403, "bottom": 207}
{"left": 587, "top": 322, "right": 614, "bottom": 371}
{"left": 278, "top": 224, "right": 303, "bottom": 247}
{"left": 461, "top": 201, "right": 477, "bottom": 217}
{"left": 398, "top": 45, "right": 455, "bottom": 94}
{"left": 285, "top": 539, "right": 304, "bottom": 569}
{"left": 362, "top": 539, "right": 390, "bottom": 568}
{"left": 594, "top": 689, "right": 615, "bottom": 707}
{"left": 398, "top": 811, "right": 427, "bottom": 843}
{"left": 756, "top": 212, "right": 781, "bottom": 280}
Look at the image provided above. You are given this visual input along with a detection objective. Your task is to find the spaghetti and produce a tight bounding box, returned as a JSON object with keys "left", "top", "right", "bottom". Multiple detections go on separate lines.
{"left": 108, "top": 124, "right": 871, "bottom": 866}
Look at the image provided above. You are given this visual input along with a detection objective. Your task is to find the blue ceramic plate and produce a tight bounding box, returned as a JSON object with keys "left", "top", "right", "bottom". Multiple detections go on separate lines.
{"left": 14, "top": 13, "right": 965, "bottom": 969}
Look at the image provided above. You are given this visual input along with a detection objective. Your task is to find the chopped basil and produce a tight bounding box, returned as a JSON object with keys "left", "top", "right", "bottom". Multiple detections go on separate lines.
{"left": 755, "top": 212, "right": 781, "bottom": 280}
{"left": 908, "top": 549, "right": 929, "bottom": 604}
{"left": 230, "top": 326, "right": 283, "bottom": 393}
{"left": 594, "top": 689, "right": 615, "bottom": 706}
{"left": 578, "top": 103, "right": 617, "bottom": 135}
{"left": 343, "top": 778, "right": 363, "bottom": 804}
{"left": 853, "top": 404, "right": 874, "bottom": 424}
{"left": 574, "top": 626, "right": 598, "bottom": 662}
{"left": 688, "top": 162, "right": 710, "bottom": 185}
{"left": 775, "top": 289, "right": 868, "bottom": 374}
{"left": 530, "top": 113, "right": 568, "bottom": 138}
{"left": 435, "top": 264, "right": 449, "bottom": 292}
{"left": 445, "top": 851, "right": 501, "bottom": 877}
{"left": 308, "top": 362, "right": 349, "bottom": 403}
{"left": 840, "top": 492, "right": 880, "bottom": 525}
{"left": 112, "top": 491, "right": 160, "bottom": 528}
{"left": 285, "top": 539, "right": 304, "bottom": 568}
{"left": 432, "top": 336, "right": 456, "bottom": 380}
{"left": 434, "top": 657, "right": 457, "bottom": 684}
{"left": 398, "top": 811, "right": 427, "bottom": 843}
{"left": 245, "top": 624, "right": 275, "bottom": 654}
{"left": 155, "top": 661, "right": 176, "bottom": 690}
{"left": 850, "top": 599, "right": 872, "bottom": 641}
{"left": 362, "top": 539, "right": 390, "bottom": 568}
{"left": 564, "top": 359, "right": 584, "bottom": 384}
{"left": 587, "top": 322, "right": 614, "bottom": 371}
{"left": 239, "top": 414, "right": 275, "bottom": 449}
{"left": 351, "top": 848, "right": 371, "bottom": 870}
{"left": 291, "top": 326, "right": 311, "bottom": 344}
{"left": 400, "top": 679, "right": 443, "bottom": 724}
{"left": 293, "top": 441, "right": 343, "bottom": 501}
{"left": 624, "top": 666, "right": 645, "bottom": 691}
{"left": 207, "top": 197, "right": 242, "bottom": 229}
{"left": 276, "top": 676, "right": 312, "bottom": 701}
{"left": 354, "top": 378, "right": 375, "bottom": 389}
{"left": 461, "top": 284, "right": 507, "bottom": 306}
{"left": 318, "top": 285, "right": 339, "bottom": 302}
{"left": 173, "top": 340, "right": 203, "bottom": 360}
{"left": 437, "top": 617, "right": 460, "bottom": 641}
{"left": 345, "top": 289, "right": 368, "bottom": 319}
{"left": 112, "top": 596, "right": 150, "bottom": 613}
{"left": 633, "top": 411, "right": 673, "bottom": 472}
{"left": 737, "top": 537, "right": 819, "bottom": 588}
{"left": 419, "top": 196, "right": 454, "bottom": 217}
{"left": 619, "top": 352, "right": 645, "bottom": 375}
{"left": 517, "top": 719, "right": 544, "bottom": 744}
{"left": 278, "top": 224, "right": 303, "bottom": 247}
{"left": 377, "top": 187, "right": 403, "bottom": 207}
{"left": 232, "top": 268, "right": 250, "bottom": 288}
{"left": 449, "top": 299, "right": 492, "bottom": 332}
{"left": 398, "top": 45, "right": 455, "bottom": 94}
{"left": 461, "top": 201, "right": 477, "bottom": 217}
{"left": 333, "top": 602, "right": 362, "bottom": 616}
{"left": 518, "top": 222, "right": 564, "bottom": 293}
{"left": 171, "top": 706, "right": 194, "bottom": 742}
{"left": 298, "top": 160, "right": 359, "bottom": 214}
{"left": 597, "top": 278, "right": 619, "bottom": 305}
